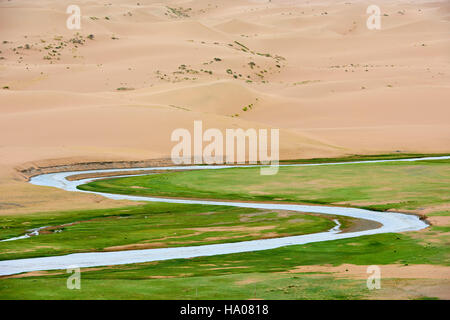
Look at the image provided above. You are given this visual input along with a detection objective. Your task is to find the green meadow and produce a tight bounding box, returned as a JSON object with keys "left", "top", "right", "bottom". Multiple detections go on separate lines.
{"left": 79, "top": 158, "right": 450, "bottom": 213}
{"left": 1, "top": 231, "right": 448, "bottom": 299}
{"left": 1, "top": 155, "right": 449, "bottom": 299}
{"left": 0, "top": 203, "right": 335, "bottom": 261}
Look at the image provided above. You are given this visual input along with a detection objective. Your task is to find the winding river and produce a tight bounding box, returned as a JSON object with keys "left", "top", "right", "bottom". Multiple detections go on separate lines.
{"left": 1, "top": 156, "right": 448, "bottom": 276}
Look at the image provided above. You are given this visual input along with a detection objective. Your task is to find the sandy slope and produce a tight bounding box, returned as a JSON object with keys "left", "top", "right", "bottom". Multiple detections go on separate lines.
{"left": 0, "top": 0, "right": 449, "bottom": 214}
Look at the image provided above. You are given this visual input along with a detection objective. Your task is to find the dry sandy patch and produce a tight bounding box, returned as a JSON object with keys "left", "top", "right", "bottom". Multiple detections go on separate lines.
{"left": 285, "top": 263, "right": 450, "bottom": 280}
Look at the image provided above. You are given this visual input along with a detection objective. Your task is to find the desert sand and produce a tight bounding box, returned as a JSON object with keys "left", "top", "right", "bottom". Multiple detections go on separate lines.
{"left": 0, "top": 0, "right": 449, "bottom": 214}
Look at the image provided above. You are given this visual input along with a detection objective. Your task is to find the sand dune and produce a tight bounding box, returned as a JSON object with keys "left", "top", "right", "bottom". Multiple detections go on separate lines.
{"left": 214, "top": 18, "right": 283, "bottom": 34}
{"left": 0, "top": 0, "right": 449, "bottom": 214}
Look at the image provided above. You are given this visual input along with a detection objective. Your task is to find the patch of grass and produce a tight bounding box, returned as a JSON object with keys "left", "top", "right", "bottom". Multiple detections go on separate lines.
{"left": 0, "top": 232, "right": 447, "bottom": 299}
{"left": 166, "top": 6, "right": 191, "bottom": 18}
{"left": 293, "top": 80, "right": 321, "bottom": 85}
{"left": 278, "top": 153, "right": 449, "bottom": 164}
{"left": 0, "top": 273, "right": 368, "bottom": 300}
{"left": 0, "top": 203, "right": 334, "bottom": 261}
{"left": 234, "top": 41, "right": 249, "bottom": 51}
{"left": 79, "top": 157, "right": 450, "bottom": 214}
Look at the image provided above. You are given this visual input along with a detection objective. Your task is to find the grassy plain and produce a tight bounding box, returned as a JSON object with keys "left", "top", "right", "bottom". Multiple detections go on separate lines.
{"left": 79, "top": 159, "right": 450, "bottom": 213}
{"left": 1, "top": 231, "right": 448, "bottom": 299}
{"left": 0, "top": 203, "right": 335, "bottom": 261}
{"left": 1, "top": 157, "right": 449, "bottom": 299}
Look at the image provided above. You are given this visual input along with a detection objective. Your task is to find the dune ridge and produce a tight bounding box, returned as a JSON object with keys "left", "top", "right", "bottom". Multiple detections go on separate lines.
{"left": 0, "top": 0, "right": 449, "bottom": 214}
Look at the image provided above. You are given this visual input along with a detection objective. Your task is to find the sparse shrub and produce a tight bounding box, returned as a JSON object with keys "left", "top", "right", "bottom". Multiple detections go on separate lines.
{"left": 234, "top": 41, "right": 249, "bottom": 51}
{"left": 166, "top": 6, "right": 190, "bottom": 18}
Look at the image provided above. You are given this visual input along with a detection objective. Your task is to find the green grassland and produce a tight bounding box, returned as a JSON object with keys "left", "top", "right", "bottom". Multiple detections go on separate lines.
{"left": 1, "top": 231, "right": 448, "bottom": 299}
{"left": 1, "top": 155, "right": 449, "bottom": 299}
{"left": 0, "top": 203, "right": 336, "bottom": 261}
{"left": 79, "top": 159, "right": 450, "bottom": 213}
{"left": 278, "top": 153, "right": 450, "bottom": 164}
